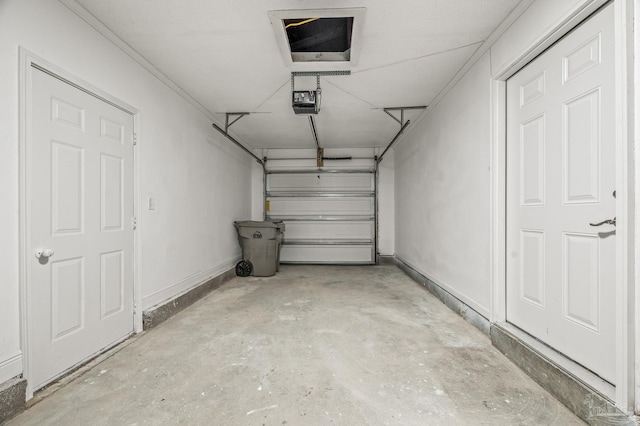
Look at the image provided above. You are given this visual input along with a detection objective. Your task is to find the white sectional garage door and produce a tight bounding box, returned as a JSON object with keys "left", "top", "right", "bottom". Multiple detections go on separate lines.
{"left": 266, "top": 169, "right": 376, "bottom": 264}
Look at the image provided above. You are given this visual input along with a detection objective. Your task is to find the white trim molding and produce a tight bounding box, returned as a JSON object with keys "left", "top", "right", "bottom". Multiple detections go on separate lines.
{"left": 395, "top": 255, "right": 490, "bottom": 319}
{"left": 0, "top": 351, "right": 23, "bottom": 385}
{"left": 141, "top": 256, "right": 241, "bottom": 311}
{"left": 633, "top": 0, "right": 640, "bottom": 414}
{"left": 489, "top": 78, "right": 507, "bottom": 325}
{"left": 613, "top": 0, "right": 634, "bottom": 412}
{"left": 491, "top": 0, "right": 612, "bottom": 79}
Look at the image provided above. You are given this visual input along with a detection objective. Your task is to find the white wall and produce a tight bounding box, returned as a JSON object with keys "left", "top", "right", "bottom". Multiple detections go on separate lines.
{"left": 395, "top": 53, "right": 492, "bottom": 316}
{"left": 393, "top": 0, "right": 602, "bottom": 319}
{"left": 0, "top": 0, "right": 252, "bottom": 385}
{"left": 377, "top": 149, "right": 395, "bottom": 256}
{"left": 251, "top": 152, "right": 266, "bottom": 221}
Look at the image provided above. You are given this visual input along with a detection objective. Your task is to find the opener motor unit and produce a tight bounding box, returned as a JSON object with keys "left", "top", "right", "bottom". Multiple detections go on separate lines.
{"left": 292, "top": 90, "right": 320, "bottom": 115}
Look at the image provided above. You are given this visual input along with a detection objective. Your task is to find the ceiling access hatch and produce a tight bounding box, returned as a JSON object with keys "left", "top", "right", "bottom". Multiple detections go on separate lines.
{"left": 285, "top": 17, "right": 353, "bottom": 62}
{"left": 269, "top": 8, "right": 365, "bottom": 69}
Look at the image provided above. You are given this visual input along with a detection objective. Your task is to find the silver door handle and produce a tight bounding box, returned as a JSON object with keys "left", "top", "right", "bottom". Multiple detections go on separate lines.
{"left": 589, "top": 217, "right": 616, "bottom": 227}
{"left": 35, "top": 248, "right": 55, "bottom": 259}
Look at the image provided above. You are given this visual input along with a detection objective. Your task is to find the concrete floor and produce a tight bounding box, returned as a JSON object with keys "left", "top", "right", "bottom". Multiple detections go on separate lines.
{"left": 8, "top": 265, "right": 584, "bottom": 425}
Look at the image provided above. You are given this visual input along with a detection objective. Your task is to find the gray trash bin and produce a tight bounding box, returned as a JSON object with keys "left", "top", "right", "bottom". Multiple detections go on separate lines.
{"left": 274, "top": 221, "right": 285, "bottom": 271}
{"left": 234, "top": 220, "right": 285, "bottom": 277}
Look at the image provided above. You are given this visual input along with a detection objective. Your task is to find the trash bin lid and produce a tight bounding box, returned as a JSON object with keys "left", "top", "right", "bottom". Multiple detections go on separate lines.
{"left": 234, "top": 220, "right": 281, "bottom": 228}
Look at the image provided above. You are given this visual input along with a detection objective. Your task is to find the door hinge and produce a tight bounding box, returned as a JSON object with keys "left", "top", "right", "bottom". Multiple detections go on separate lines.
{"left": 133, "top": 133, "right": 137, "bottom": 146}
{"left": 132, "top": 217, "right": 137, "bottom": 230}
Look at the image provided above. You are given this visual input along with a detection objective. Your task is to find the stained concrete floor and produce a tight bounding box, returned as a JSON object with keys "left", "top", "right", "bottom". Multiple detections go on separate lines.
{"left": 8, "top": 265, "right": 584, "bottom": 425}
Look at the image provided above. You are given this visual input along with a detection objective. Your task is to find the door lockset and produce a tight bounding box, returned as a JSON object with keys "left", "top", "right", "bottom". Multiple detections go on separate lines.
{"left": 589, "top": 217, "right": 616, "bottom": 227}
{"left": 35, "top": 248, "right": 55, "bottom": 259}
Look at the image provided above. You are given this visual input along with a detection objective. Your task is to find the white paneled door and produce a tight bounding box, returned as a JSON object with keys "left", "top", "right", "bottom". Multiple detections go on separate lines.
{"left": 506, "top": 5, "right": 616, "bottom": 383}
{"left": 29, "top": 67, "right": 134, "bottom": 389}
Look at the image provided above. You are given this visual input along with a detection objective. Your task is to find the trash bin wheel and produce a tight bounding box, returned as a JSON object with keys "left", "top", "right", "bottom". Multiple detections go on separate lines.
{"left": 235, "top": 260, "right": 252, "bottom": 277}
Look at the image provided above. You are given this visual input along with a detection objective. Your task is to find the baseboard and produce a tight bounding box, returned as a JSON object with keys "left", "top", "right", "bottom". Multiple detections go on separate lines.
{"left": 0, "top": 377, "right": 27, "bottom": 424}
{"left": 142, "top": 257, "right": 240, "bottom": 310}
{"left": 377, "top": 255, "right": 397, "bottom": 265}
{"left": 394, "top": 256, "right": 490, "bottom": 336}
{"left": 0, "top": 351, "right": 23, "bottom": 385}
{"left": 142, "top": 267, "right": 236, "bottom": 330}
{"left": 392, "top": 255, "right": 638, "bottom": 423}
{"left": 491, "top": 323, "right": 637, "bottom": 425}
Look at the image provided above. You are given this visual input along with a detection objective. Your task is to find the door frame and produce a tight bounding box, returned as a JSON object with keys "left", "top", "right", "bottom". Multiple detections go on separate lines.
{"left": 18, "top": 48, "right": 142, "bottom": 399}
{"left": 489, "top": 0, "right": 635, "bottom": 412}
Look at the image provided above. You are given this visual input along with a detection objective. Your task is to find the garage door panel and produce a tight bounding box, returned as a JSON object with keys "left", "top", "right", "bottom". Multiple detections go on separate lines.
{"left": 268, "top": 173, "right": 373, "bottom": 192}
{"left": 281, "top": 244, "right": 373, "bottom": 264}
{"left": 269, "top": 197, "right": 373, "bottom": 217}
{"left": 283, "top": 221, "right": 373, "bottom": 240}
{"left": 266, "top": 168, "right": 376, "bottom": 264}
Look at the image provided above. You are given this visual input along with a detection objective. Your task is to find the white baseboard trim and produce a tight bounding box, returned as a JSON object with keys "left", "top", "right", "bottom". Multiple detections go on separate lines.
{"left": 395, "top": 257, "right": 491, "bottom": 336}
{"left": 0, "top": 351, "right": 23, "bottom": 384}
{"left": 142, "top": 256, "right": 240, "bottom": 311}
{"left": 395, "top": 255, "right": 490, "bottom": 319}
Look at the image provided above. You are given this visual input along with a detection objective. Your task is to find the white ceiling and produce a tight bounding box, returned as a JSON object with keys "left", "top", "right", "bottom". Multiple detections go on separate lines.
{"left": 71, "top": 0, "right": 522, "bottom": 150}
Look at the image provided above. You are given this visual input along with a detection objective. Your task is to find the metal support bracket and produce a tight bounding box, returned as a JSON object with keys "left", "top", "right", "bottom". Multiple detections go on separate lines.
{"left": 212, "top": 122, "right": 264, "bottom": 166}
{"left": 383, "top": 106, "right": 427, "bottom": 128}
{"left": 376, "top": 105, "right": 427, "bottom": 164}
{"left": 377, "top": 120, "right": 411, "bottom": 164}
{"left": 225, "top": 112, "right": 250, "bottom": 132}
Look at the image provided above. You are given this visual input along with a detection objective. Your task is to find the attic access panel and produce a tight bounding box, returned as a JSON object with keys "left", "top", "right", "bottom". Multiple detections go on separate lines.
{"left": 269, "top": 8, "right": 365, "bottom": 69}
{"left": 284, "top": 17, "right": 354, "bottom": 62}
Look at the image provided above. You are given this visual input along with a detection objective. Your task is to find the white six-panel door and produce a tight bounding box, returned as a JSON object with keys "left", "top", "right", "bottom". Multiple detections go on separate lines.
{"left": 29, "top": 67, "right": 135, "bottom": 389}
{"left": 506, "top": 5, "right": 616, "bottom": 384}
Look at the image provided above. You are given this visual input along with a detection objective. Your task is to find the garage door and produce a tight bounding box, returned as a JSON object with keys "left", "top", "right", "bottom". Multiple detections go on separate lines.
{"left": 266, "top": 169, "right": 376, "bottom": 264}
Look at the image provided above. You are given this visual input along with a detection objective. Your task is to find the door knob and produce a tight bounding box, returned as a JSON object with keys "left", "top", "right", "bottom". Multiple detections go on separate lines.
{"left": 35, "top": 248, "right": 55, "bottom": 259}
{"left": 589, "top": 217, "right": 616, "bottom": 227}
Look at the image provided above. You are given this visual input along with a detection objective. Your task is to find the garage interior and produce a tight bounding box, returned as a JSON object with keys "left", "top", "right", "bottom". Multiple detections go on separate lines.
{"left": 8, "top": 266, "right": 585, "bottom": 425}
{"left": 1, "top": 0, "right": 639, "bottom": 424}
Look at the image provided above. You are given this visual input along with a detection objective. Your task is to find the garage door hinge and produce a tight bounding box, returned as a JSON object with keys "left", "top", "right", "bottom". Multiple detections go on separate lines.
{"left": 132, "top": 217, "right": 137, "bottom": 230}
{"left": 133, "top": 133, "right": 137, "bottom": 145}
